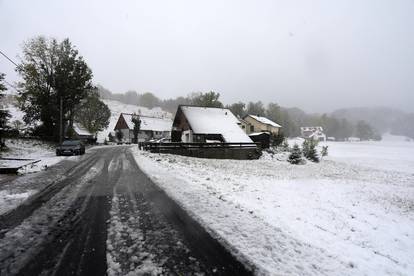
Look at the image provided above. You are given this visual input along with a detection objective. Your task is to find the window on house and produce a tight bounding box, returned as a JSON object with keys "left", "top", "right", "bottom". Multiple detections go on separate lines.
{"left": 250, "top": 125, "right": 254, "bottom": 132}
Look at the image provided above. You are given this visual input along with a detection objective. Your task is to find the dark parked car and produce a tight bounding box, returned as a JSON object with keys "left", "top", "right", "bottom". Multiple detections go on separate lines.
{"left": 56, "top": 140, "right": 85, "bottom": 156}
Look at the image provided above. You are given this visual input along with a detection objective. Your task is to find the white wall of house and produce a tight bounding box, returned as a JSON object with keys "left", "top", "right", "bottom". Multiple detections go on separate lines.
{"left": 181, "top": 130, "right": 193, "bottom": 142}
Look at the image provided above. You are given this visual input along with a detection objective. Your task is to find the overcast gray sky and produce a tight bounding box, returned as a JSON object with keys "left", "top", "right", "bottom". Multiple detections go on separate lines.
{"left": 1, "top": 0, "right": 413, "bottom": 112}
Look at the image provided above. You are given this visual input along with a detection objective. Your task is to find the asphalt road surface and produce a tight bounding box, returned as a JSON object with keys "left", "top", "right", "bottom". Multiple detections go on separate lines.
{"left": 0, "top": 146, "right": 252, "bottom": 276}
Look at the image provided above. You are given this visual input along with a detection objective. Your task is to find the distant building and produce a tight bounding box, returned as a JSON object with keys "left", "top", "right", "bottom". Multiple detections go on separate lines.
{"left": 71, "top": 123, "right": 95, "bottom": 143}
{"left": 172, "top": 106, "right": 253, "bottom": 143}
{"left": 300, "top": 126, "right": 326, "bottom": 142}
{"left": 114, "top": 113, "right": 172, "bottom": 142}
{"left": 347, "top": 137, "right": 361, "bottom": 142}
{"left": 242, "top": 115, "right": 282, "bottom": 135}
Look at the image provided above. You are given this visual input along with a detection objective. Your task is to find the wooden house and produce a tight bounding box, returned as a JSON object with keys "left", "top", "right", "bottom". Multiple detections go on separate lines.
{"left": 243, "top": 115, "right": 282, "bottom": 135}
{"left": 300, "top": 126, "right": 327, "bottom": 142}
{"left": 114, "top": 113, "right": 172, "bottom": 142}
{"left": 172, "top": 106, "right": 253, "bottom": 143}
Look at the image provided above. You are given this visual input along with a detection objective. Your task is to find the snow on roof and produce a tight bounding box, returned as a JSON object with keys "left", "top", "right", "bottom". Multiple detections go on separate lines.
{"left": 73, "top": 123, "right": 93, "bottom": 136}
{"left": 180, "top": 106, "right": 252, "bottom": 143}
{"left": 249, "top": 132, "right": 270, "bottom": 136}
{"left": 249, "top": 115, "right": 282, "bottom": 128}
{"left": 122, "top": 113, "right": 172, "bottom": 132}
{"left": 301, "top": 126, "right": 324, "bottom": 131}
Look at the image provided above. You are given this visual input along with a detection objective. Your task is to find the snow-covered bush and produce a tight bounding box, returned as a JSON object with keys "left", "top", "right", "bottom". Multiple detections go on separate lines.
{"left": 321, "top": 146, "right": 328, "bottom": 158}
{"left": 302, "top": 139, "right": 319, "bottom": 163}
{"left": 288, "top": 144, "right": 304, "bottom": 164}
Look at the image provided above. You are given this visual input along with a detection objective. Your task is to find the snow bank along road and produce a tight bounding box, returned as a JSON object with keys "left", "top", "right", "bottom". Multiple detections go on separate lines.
{"left": 0, "top": 146, "right": 251, "bottom": 275}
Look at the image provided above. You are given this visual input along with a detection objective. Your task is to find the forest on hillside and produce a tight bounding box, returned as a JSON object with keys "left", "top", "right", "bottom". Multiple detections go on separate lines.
{"left": 96, "top": 85, "right": 411, "bottom": 140}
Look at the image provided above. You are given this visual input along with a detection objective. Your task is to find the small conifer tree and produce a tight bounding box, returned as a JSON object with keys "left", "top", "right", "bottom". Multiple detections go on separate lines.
{"left": 281, "top": 139, "right": 290, "bottom": 152}
{"left": 288, "top": 143, "right": 304, "bottom": 164}
{"left": 321, "top": 146, "right": 328, "bottom": 158}
{"left": 304, "top": 139, "right": 319, "bottom": 162}
{"left": 108, "top": 132, "right": 114, "bottom": 142}
{"left": 116, "top": 129, "right": 123, "bottom": 142}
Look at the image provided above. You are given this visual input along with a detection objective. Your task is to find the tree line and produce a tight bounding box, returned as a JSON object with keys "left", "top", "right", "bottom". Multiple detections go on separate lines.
{"left": 98, "top": 87, "right": 381, "bottom": 141}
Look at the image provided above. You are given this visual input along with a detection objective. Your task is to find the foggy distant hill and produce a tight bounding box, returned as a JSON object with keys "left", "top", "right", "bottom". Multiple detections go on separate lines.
{"left": 331, "top": 107, "right": 414, "bottom": 138}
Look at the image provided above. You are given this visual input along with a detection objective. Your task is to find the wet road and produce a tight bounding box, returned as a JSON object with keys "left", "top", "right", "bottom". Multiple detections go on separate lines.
{"left": 0, "top": 146, "right": 252, "bottom": 275}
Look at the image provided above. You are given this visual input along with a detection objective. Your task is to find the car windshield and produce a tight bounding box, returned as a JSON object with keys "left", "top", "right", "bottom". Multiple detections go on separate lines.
{"left": 62, "top": 140, "right": 80, "bottom": 146}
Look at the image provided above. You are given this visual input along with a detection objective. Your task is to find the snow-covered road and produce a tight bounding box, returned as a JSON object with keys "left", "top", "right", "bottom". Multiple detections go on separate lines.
{"left": 0, "top": 146, "right": 250, "bottom": 275}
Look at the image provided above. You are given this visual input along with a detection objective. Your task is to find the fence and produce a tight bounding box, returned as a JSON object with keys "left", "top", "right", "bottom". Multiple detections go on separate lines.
{"left": 141, "top": 142, "right": 262, "bottom": 160}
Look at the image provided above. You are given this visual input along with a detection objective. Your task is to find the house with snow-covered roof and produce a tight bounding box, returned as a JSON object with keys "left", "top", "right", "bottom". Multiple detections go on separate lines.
{"left": 114, "top": 113, "right": 172, "bottom": 142}
{"left": 242, "top": 114, "right": 282, "bottom": 135}
{"left": 72, "top": 123, "right": 94, "bottom": 142}
{"left": 171, "top": 106, "right": 253, "bottom": 143}
{"left": 300, "top": 126, "right": 326, "bottom": 142}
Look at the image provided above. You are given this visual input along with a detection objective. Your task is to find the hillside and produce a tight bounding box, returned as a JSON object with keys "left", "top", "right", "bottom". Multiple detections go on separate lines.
{"left": 331, "top": 106, "right": 405, "bottom": 133}
{"left": 97, "top": 100, "right": 172, "bottom": 143}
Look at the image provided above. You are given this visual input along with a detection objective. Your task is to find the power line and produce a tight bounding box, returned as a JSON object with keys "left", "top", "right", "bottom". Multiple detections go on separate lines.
{"left": 0, "top": 50, "right": 19, "bottom": 67}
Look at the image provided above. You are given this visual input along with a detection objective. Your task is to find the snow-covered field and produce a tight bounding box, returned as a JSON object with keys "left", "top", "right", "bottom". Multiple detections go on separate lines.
{"left": 97, "top": 100, "right": 172, "bottom": 143}
{"left": 132, "top": 138, "right": 414, "bottom": 275}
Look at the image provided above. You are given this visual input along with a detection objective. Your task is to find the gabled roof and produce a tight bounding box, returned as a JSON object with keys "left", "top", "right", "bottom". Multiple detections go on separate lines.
{"left": 178, "top": 106, "right": 252, "bottom": 143}
{"left": 119, "top": 113, "right": 172, "bottom": 132}
{"left": 247, "top": 115, "right": 282, "bottom": 128}
{"left": 73, "top": 123, "right": 93, "bottom": 136}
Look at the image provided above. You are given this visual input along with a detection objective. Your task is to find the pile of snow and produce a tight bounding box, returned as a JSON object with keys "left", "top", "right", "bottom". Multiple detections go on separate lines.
{"left": 180, "top": 106, "right": 252, "bottom": 143}
{"left": 0, "top": 190, "right": 36, "bottom": 215}
{"left": 131, "top": 140, "right": 414, "bottom": 275}
{"left": 1, "top": 139, "right": 65, "bottom": 174}
{"left": 98, "top": 100, "right": 172, "bottom": 143}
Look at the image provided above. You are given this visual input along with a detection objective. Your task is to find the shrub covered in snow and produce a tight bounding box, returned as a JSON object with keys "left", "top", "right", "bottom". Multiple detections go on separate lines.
{"left": 288, "top": 143, "right": 304, "bottom": 164}
{"left": 321, "top": 145, "right": 328, "bottom": 158}
{"left": 302, "top": 139, "right": 319, "bottom": 163}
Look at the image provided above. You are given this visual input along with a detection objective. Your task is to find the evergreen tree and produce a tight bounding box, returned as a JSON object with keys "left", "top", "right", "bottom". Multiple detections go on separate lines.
{"left": 321, "top": 146, "right": 328, "bottom": 158}
{"left": 303, "top": 139, "right": 319, "bottom": 162}
{"left": 108, "top": 132, "right": 114, "bottom": 142}
{"left": 302, "top": 140, "right": 310, "bottom": 157}
{"left": 131, "top": 114, "right": 141, "bottom": 144}
{"left": 288, "top": 144, "right": 304, "bottom": 164}
{"left": 272, "top": 131, "right": 285, "bottom": 146}
{"left": 281, "top": 139, "right": 290, "bottom": 152}
{"left": 116, "top": 129, "right": 123, "bottom": 142}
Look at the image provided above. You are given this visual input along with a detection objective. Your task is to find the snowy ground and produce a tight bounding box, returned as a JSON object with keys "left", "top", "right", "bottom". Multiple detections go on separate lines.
{"left": 97, "top": 100, "right": 172, "bottom": 143}
{"left": 132, "top": 138, "right": 414, "bottom": 275}
{"left": 0, "top": 139, "right": 69, "bottom": 215}
{"left": 1, "top": 139, "right": 65, "bottom": 174}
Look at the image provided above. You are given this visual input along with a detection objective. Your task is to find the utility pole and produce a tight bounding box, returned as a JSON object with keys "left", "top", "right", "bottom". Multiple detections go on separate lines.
{"left": 60, "top": 96, "right": 63, "bottom": 144}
